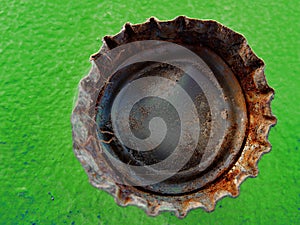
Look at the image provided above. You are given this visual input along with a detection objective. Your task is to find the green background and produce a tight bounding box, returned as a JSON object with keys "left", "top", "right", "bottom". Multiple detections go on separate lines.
{"left": 1, "top": 0, "right": 299, "bottom": 224}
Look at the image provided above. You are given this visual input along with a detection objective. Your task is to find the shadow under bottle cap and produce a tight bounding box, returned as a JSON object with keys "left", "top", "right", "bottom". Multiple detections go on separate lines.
{"left": 71, "top": 16, "right": 277, "bottom": 218}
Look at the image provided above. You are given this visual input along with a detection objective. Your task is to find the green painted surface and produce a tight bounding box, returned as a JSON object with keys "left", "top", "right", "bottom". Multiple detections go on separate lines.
{"left": 0, "top": 0, "right": 299, "bottom": 224}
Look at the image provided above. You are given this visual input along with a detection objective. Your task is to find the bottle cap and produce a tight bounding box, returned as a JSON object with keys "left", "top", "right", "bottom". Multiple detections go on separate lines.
{"left": 71, "top": 16, "right": 276, "bottom": 218}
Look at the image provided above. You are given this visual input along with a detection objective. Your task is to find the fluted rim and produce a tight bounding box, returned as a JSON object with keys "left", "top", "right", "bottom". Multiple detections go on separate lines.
{"left": 71, "top": 16, "right": 277, "bottom": 218}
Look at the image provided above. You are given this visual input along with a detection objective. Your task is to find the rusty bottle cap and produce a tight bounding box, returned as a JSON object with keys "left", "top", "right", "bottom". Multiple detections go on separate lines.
{"left": 71, "top": 16, "right": 276, "bottom": 218}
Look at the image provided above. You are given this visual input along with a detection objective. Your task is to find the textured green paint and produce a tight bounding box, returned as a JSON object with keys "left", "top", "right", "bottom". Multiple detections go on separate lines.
{"left": 0, "top": 0, "right": 299, "bottom": 224}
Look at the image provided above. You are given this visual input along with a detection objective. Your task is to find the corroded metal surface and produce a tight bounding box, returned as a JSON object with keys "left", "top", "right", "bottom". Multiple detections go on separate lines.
{"left": 71, "top": 16, "right": 277, "bottom": 218}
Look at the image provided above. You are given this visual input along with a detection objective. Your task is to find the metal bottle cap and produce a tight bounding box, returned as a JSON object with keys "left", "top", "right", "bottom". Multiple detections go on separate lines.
{"left": 71, "top": 16, "right": 276, "bottom": 218}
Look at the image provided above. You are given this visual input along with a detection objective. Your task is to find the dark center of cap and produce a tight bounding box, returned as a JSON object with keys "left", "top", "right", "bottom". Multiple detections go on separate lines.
{"left": 96, "top": 43, "right": 247, "bottom": 195}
